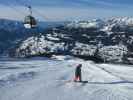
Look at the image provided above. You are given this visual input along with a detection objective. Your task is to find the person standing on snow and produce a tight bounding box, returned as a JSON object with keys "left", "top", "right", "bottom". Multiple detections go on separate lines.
{"left": 74, "top": 64, "right": 82, "bottom": 82}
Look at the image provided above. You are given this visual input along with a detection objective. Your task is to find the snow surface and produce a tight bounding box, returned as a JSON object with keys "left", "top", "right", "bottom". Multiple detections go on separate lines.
{"left": 0, "top": 57, "right": 133, "bottom": 100}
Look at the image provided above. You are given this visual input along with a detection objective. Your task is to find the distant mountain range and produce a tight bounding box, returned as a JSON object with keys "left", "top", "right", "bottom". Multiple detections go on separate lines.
{"left": 0, "top": 17, "right": 133, "bottom": 64}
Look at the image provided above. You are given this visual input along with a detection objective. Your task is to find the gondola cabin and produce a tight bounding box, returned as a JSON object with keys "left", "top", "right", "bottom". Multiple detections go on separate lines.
{"left": 24, "top": 6, "right": 37, "bottom": 29}
{"left": 24, "top": 15, "right": 37, "bottom": 28}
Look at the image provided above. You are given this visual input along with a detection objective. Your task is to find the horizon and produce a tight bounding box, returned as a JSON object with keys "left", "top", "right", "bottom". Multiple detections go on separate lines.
{"left": 0, "top": 0, "right": 133, "bottom": 21}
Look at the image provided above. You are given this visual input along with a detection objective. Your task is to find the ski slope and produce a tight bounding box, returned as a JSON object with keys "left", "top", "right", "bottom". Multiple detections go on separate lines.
{"left": 0, "top": 57, "right": 133, "bottom": 100}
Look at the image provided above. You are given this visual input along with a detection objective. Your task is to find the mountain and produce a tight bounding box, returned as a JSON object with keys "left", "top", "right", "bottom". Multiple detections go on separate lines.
{"left": 66, "top": 17, "right": 133, "bottom": 33}
{"left": 0, "top": 19, "right": 64, "bottom": 56}
{"left": 0, "top": 17, "right": 133, "bottom": 64}
{"left": 10, "top": 17, "right": 133, "bottom": 64}
{"left": 66, "top": 19, "right": 104, "bottom": 29}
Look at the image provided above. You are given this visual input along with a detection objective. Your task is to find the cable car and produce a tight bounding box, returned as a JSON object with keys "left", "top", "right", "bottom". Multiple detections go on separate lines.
{"left": 24, "top": 6, "right": 37, "bottom": 29}
{"left": 24, "top": 15, "right": 37, "bottom": 28}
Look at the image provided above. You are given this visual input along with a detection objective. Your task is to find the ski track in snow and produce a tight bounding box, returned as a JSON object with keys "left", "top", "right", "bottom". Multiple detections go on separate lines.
{"left": 0, "top": 59, "right": 133, "bottom": 100}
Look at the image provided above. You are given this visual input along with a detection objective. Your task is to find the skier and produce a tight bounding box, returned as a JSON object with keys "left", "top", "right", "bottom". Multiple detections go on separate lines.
{"left": 74, "top": 64, "right": 82, "bottom": 82}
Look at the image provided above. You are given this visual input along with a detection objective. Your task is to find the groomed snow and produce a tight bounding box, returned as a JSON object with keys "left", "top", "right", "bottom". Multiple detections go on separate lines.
{"left": 0, "top": 58, "right": 133, "bottom": 100}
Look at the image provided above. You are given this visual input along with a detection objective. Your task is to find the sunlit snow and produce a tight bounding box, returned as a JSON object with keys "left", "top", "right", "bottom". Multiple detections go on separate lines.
{"left": 0, "top": 57, "right": 133, "bottom": 100}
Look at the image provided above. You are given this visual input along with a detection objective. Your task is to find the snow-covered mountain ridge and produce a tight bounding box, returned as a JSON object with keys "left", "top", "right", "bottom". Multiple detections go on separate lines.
{"left": 0, "top": 17, "right": 133, "bottom": 64}
{"left": 67, "top": 17, "right": 133, "bottom": 32}
{"left": 11, "top": 17, "right": 133, "bottom": 64}
{"left": 0, "top": 19, "right": 64, "bottom": 55}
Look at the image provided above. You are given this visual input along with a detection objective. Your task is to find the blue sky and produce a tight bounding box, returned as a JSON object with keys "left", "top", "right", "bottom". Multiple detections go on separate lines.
{"left": 0, "top": 0, "right": 133, "bottom": 21}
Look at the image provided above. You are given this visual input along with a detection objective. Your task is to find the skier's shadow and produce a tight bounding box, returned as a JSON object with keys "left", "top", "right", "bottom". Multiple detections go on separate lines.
{"left": 80, "top": 80, "right": 133, "bottom": 84}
